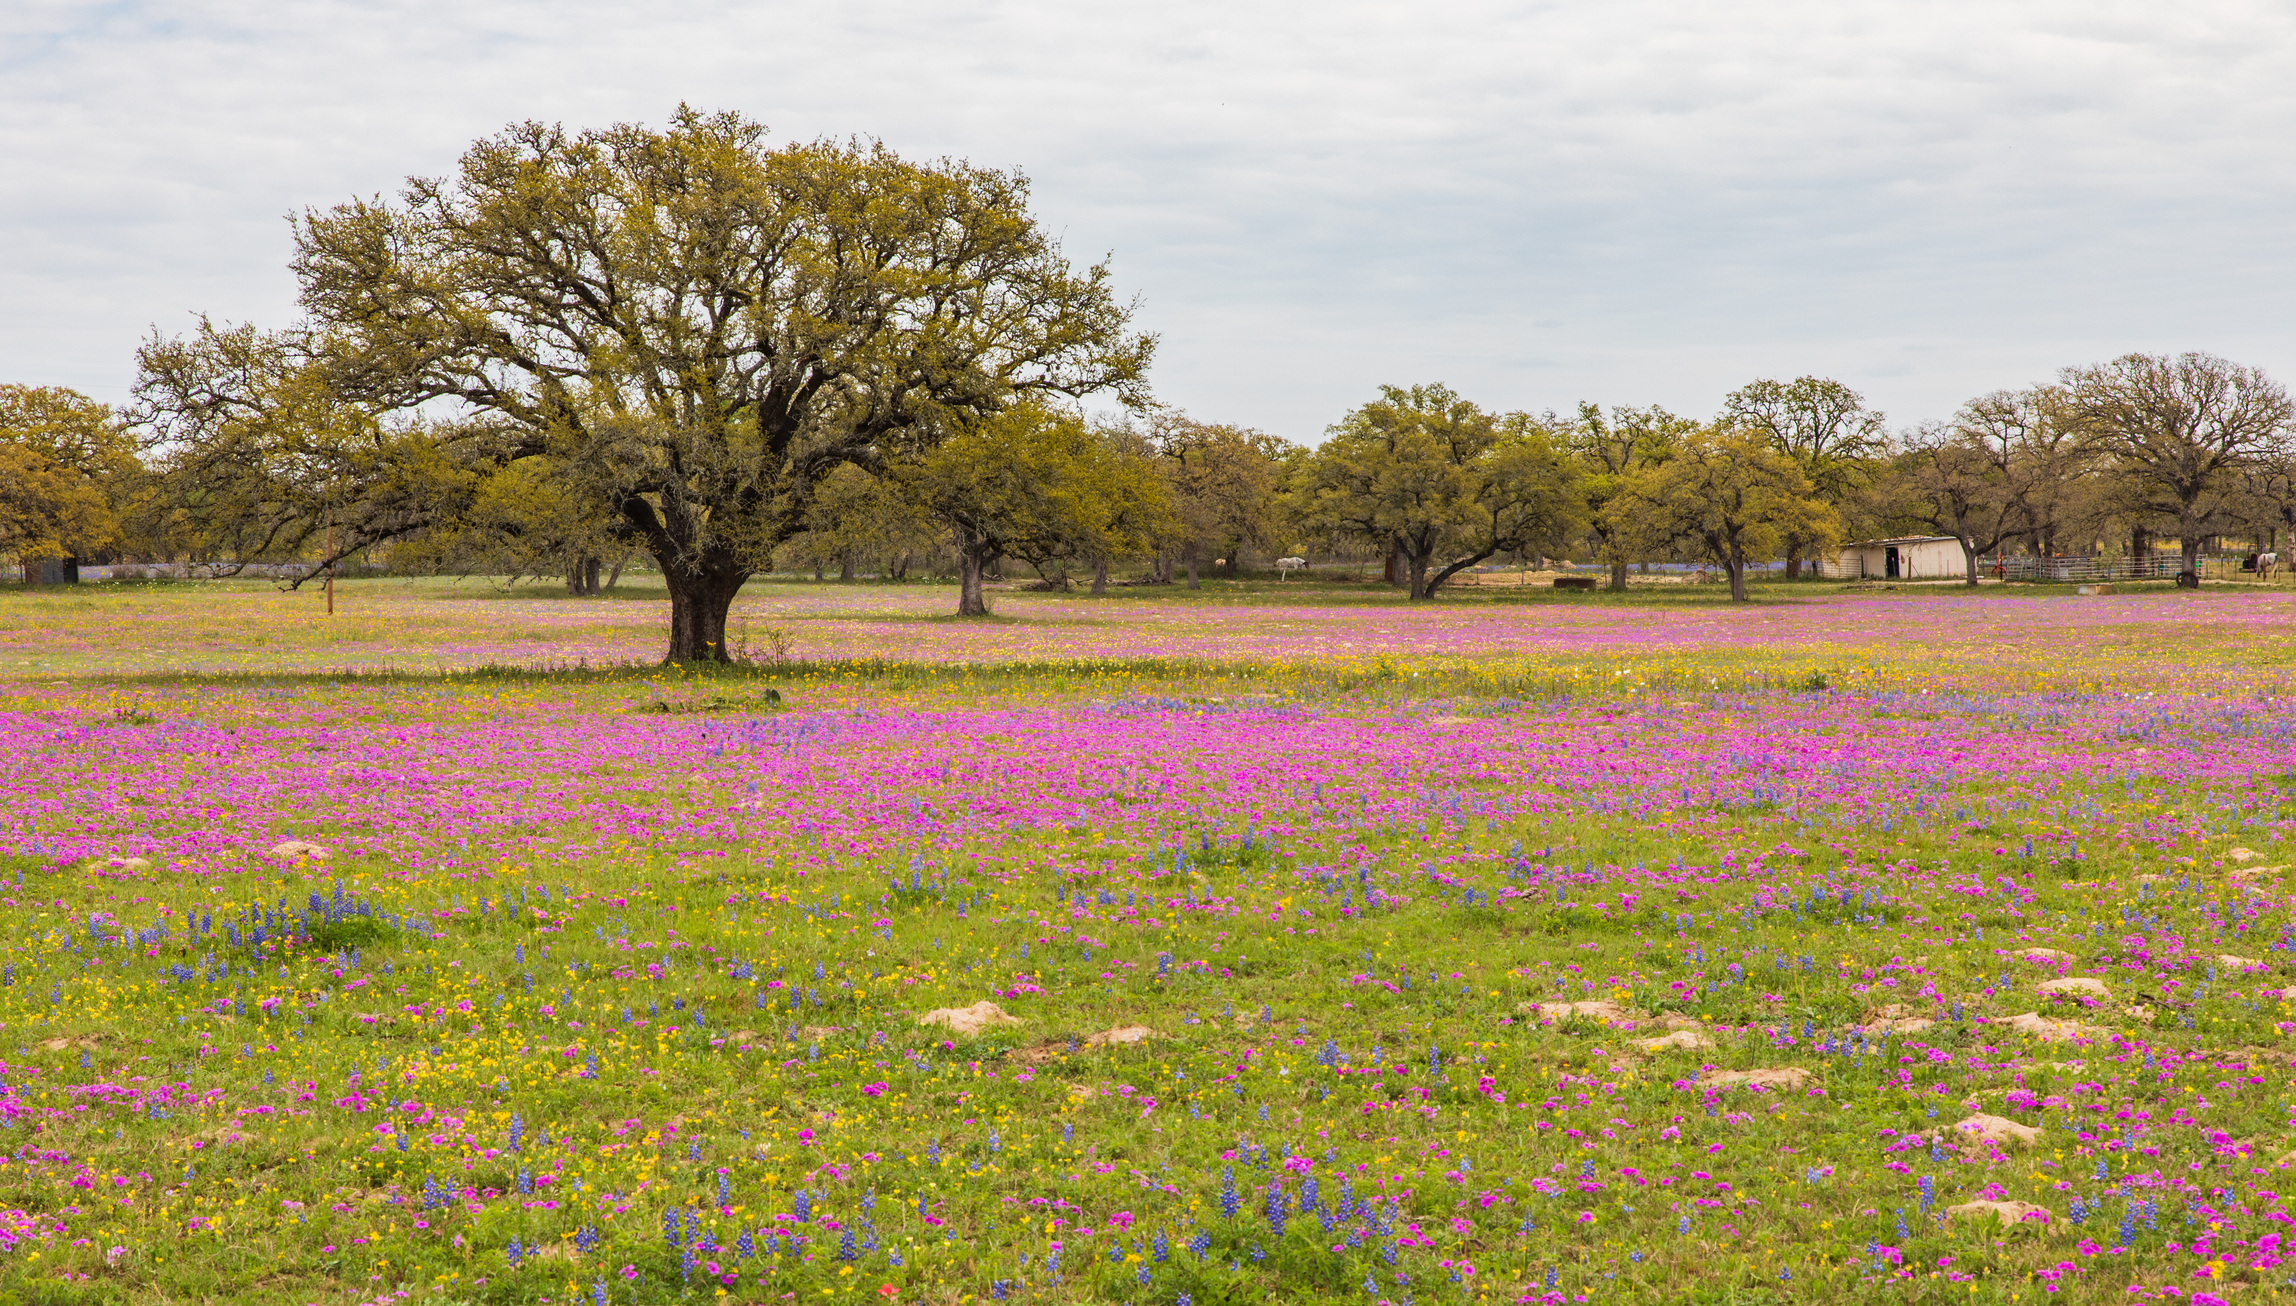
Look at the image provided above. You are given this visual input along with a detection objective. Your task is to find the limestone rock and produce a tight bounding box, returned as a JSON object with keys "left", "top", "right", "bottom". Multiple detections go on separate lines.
{"left": 1860, "top": 1002, "right": 1936, "bottom": 1035}
{"left": 1523, "top": 1000, "right": 1638, "bottom": 1027}
{"left": 1952, "top": 1113, "right": 2041, "bottom": 1147}
{"left": 2019, "top": 948, "right": 2074, "bottom": 964}
{"left": 1699, "top": 1067, "right": 1810, "bottom": 1091}
{"left": 917, "top": 1001, "right": 1022, "bottom": 1037}
{"left": 2001, "top": 1011, "right": 2107, "bottom": 1042}
{"left": 1087, "top": 1025, "right": 1157, "bottom": 1046}
{"left": 2037, "top": 977, "right": 2109, "bottom": 998}
{"left": 2229, "top": 847, "right": 2263, "bottom": 863}
{"left": 2215, "top": 955, "right": 2267, "bottom": 971}
{"left": 88, "top": 855, "right": 151, "bottom": 872}
{"left": 1635, "top": 1029, "right": 1716, "bottom": 1054}
{"left": 268, "top": 840, "right": 332, "bottom": 861}
{"left": 1945, "top": 1199, "right": 2050, "bottom": 1226}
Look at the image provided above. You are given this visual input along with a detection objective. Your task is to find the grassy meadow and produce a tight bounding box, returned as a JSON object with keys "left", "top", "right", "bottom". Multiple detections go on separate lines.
{"left": 1, "top": 576, "right": 2294, "bottom": 1305}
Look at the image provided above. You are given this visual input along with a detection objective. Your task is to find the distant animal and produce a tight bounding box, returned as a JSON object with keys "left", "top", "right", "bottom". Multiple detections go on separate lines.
{"left": 1275, "top": 557, "right": 1307, "bottom": 579}
{"left": 2260, "top": 552, "right": 2279, "bottom": 581}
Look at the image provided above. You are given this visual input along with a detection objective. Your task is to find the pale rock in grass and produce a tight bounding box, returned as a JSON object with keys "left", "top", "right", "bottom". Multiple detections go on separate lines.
{"left": 88, "top": 855, "right": 151, "bottom": 871}
{"left": 2001, "top": 1011, "right": 2108, "bottom": 1042}
{"left": 2215, "top": 955, "right": 2267, "bottom": 971}
{"left": 1523, "top": 1000, "right": 1638, "bottom": 1027}
{"left": 2019, "top": 948, "right": 2074, "bottom": 964}
{"left": 1860, "top": 1002, "right": 1936, "bottom": 1035}
{"left": 1634, "top": 1029, "right": 1716, "bottom": 1053}
{"left": 1087, "top": 1025, "right": 1157, "bottom": 1046}
{"left": 2229, "top": 847, "right": 2263, "bottom": 863}
{"left": 917, "top": 1001, "right": 1022, "bottom": 1036}
{"left": 1655, "top": 1013, "right": 1708, "bottom": 1032}
{"left": 1952, "top": 1114, "right": 2042, "bottom": 1147}
{"left": 1945, "top": 1199, "right": 2050, "bottom": 1226}
{"left": 269, "top": 840, "right": 332, "bottom": 861}
{"left": 1699, "top": 1067, "right": 1810, "bottom": 1091}
{"left": 2037, "top": 977, "right": 2109, "bottom": 998}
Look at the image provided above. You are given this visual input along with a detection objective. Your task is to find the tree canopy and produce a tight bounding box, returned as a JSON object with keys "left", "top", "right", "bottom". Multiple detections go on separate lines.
{"left": 1294, "top": 384, "right": 1582, "bottom": 599}
{"left": 134, "top": 109, "right": 1152, "bottom": 658}
{"left": 1604, "top": 426, "right": 1838, "bottom": 601}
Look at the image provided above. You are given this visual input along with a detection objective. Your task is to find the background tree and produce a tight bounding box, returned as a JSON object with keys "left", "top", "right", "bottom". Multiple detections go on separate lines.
{"left": 1888, "top": 388, "right": 2065, "bottom": 585}
{"left": 1153, "top": 415, "right": 1289, "bottom": 588}
{"left": 0, "top": 445, "right": 115, "bottom": 570}
{"left": 0, "top": 385, "right": 135, "bottom": 569}
{"left": 1721, "top": 377, "right": 1884, "bottom": 577}
{"left": 781, "top": 463, "right": 944, "bottom": 582}
{"left": 1294, "top": 384, "right": 1583, "bottom": 599}
{"left": 1604, "top": 426, "right": 1838, "bottom": 601}
{"left": 2057, "top": 352, "right": 2292, "bottom": 576}
{"left": 384, "top": 456, "right": 632, "bottom": 592}
{"left": 1569, "top": 402, "right": 1689, "bottom": 591}
{"left": 897, "top": 402, "right": 1171, "bottom": 615}
{"left": 135, "top": 109, "right": 1152, "bottom": 661}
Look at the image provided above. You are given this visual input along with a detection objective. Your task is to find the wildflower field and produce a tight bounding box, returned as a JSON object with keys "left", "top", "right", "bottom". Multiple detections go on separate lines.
{"left": 4, "top": 579, "right": 2296, "bottom": 1306}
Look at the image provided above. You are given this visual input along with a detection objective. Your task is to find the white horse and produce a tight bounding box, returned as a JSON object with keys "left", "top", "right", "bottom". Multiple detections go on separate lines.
{"left": 1275, "top": 556, "right": 1307, "bottom": 579}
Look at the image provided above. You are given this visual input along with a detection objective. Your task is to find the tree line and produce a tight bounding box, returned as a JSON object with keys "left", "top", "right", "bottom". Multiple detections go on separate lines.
{"left": 4, "top": 111, "right": 2293, "bottom": 655}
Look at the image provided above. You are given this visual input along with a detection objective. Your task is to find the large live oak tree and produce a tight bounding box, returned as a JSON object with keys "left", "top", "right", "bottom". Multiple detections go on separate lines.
{"left": 135, "top": 109, "right": 1152, "bottom": 660}
{"left": 2057, "top": 352, "right": 2291, "bottom": 575}
{"left": 1604, "top": 427, "right": 1838, "bottom": 602}
{"left": 1294, "top": 384, "right": 1583, "bottom": 599}
{"left": 1721, "top": 377, "right": 1884, "bottom": 578}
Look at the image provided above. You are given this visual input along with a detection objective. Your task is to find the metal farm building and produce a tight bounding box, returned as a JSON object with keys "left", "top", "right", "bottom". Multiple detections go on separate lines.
{"left": 1821, "top": 536, "right": 1965, "bottom": 580}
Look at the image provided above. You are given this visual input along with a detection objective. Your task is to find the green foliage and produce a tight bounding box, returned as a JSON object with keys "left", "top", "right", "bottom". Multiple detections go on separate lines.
{"left": 1293, "top": 384, "right": 1585, "bottom": 598}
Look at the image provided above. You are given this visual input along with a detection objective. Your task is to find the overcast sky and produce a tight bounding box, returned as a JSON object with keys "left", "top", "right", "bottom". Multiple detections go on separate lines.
{"left": 4, "top": 0, "right": 2292, "bottom": 443}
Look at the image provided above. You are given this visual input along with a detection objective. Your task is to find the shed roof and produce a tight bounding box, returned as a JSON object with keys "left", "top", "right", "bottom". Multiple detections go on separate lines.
{"left": 1838, "top": 536, "right": 1959, "bottom": 548}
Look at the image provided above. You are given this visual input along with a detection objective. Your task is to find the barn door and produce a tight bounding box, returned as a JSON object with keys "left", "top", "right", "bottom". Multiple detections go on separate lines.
{"left": 1885, "top": 547, "right": 1900, "bottom": 579}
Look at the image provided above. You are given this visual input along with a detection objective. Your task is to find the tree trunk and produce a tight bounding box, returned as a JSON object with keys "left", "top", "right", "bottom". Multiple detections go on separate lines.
{"left": 1091, "top": 556, "right": 1108, "bottom": 595}
{"left": 1961, "top": 539, "right": 1981, "bottom": 588}
{"left": 662, "top": 559, "right": 750, "bottom": 662}
{"left": 1726, "top": 559, "right": 1747, "bottom": 602}
{"left": 812, "top": 559, "right": 824, "bottom": 581}
{"left": 1185, "top": 546, "right": 1200, "bottom": 590}
{"left": 957, "top": 543, "right": 993, "bottom": 616}
{"left": 1222, "top": 549, "right": 1240, "bottom": 579}
{"left": 584, "top": 556, "right": 601, "bottom": 594}
{"left": 839, "top": 550, "right": 855, "bottom": 582}
{"left": 1783, "top": 547, "right": 1802, "bottom": 580}
{"left": 1609, "top": 559, "right": 1628, "bottom": 592}
{"left": 604, "top": 559, "right": 623, "bottom": 591}
{"left": 2181, "top": 535, "right": 2203, "bottom": 577}
{"left": 890, "top": 550, "right": 911, "bottom": 580}
{"left": 1407, "top": 551, "right": 1431, "bottom": 600}
{"left": 1383, "top": 545, "right": 1402, "bottom": 587}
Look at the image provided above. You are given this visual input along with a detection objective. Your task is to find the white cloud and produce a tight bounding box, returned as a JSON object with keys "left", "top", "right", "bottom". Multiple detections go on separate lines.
{"left": 3, "top": 0, "right": 2292, "bottom": 440}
